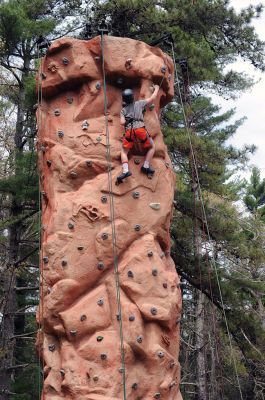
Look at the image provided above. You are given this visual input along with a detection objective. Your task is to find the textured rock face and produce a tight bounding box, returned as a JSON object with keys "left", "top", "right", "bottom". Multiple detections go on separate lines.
{"left": 37, "top": 35, "right": 182, "bottom": 400}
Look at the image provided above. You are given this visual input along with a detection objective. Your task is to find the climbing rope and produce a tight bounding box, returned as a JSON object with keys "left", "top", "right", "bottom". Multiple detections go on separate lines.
{"left": 100, "top": 32, "right": 127, "bottom": 400}
{"left": 170, "top": 41, "right": 244, "bottom": 400}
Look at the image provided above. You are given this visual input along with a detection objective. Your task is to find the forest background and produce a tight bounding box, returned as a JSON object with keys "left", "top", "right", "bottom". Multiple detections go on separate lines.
{"left": 0, "top": 0, "right": 264, "bottom": 399}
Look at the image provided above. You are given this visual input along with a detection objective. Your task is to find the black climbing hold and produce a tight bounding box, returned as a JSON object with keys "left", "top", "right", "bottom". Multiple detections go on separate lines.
{"left": 97, "top": 336, "right": 104, "bottom": 342}
{"left": 68, "top": 222, "right": 74, "bottom": 229}
{"left": 67, "top": 96, "right": 73, "bottom": 104}
{"left": 82, "top": 120, "right": 89, "bottom": 130}
{"left": 58, "top": 130, "right": 64, "bottom": 138}
{"left": 70, "top": 171, "right": 77, "bottom": 178}
{"left": 129, "top": 315, "right": 135, "bottom": 321}
{"left": 161, "top": 65, "right": 167, "bottom": 73}
{"left": 95, "top": 82, "right": 101, "bottom": 90}
{"left": 97, "top": 262, "right": 105, "bottom": 271}
{"left": 163, "top": 283, "right": 168, "bottom": 289}
{"left": 151, "top": 307, "right": 157, "bottom": 315}
{"left": 41, "top": 72, "right": 47, "bottom": 79}
{"left": 117, "top": 77, "right": 123, "bottom": 84}
{"left": 116, "top": 314, "right": 121, "bottom": 321}
{"left": 97, "top": 298, "right": 104, "bottom": 306}
{"left": 101, "top": 195, "right": 108, "bottom": 203}
{"left": 86, "top": 160, "right": 92, "bottom": 167}
{"left": 61, "top": 260, "right": 67, "bottom": 267}
{"left": 152, "top": 269, "right": 158, "bottom": 277}
{"left": 94, "top": 56, "right": 100, "bottom": 61}
{"left": 101, "top": 232, "right": 108, "bottom": 240}
{"left": 70, "top": 330, "right": 77, "bottom": 336}
{"left": 132, "top": 383, "right": 138, "bottom": 390}
{"left": 43, "top": 256, "right": 49, "bottom": 264}
{"left": 137, "top": 335, "right": 143, "bottom": 344}
{"left": 148, "top": 251, "right": 153, "bottom": 257}
{"left": 77, "top": 246, "right": 84, "bottom": 250}
{"left": 54, "top": 109, "right": 61, "bottom": 116}
{"left": 118, "top": 367, "right": 124, "bottom": 373}
{"left": 165, "top": 162, "right": 170, "bottom": 168}
{"left": 48, "top": 344, "right": 55, "bottom": 352}
{"left": 46, "top": 160, "right": 52, "bottom": 167}
{"left": 93, "top": 375, "right": 99, "bottom": 381}
{"left": 157, "top": 351, "right": 164, "bottom": 358}
{"left": 134, "top": 224, "right": 141, "bottom": 232}
{"left": 127, "top": 270, "right": 134, "bottom": 278}
{"left": 62, "top": 57, "right": 69, "bottom": 65}
{"left": 132, "top": 191, "right": 140, "bottom": 199}
{"left": 80, "top": 314, "right": 87, "bottom": 321}
{"left": 154, "top": 393, "right": 161, "bottom": 399}
{"left": 134, "top": 159, "right": 140, "bottom": 165}
{"left": 60, "top": 369, "right": 65, "bottom": 377}
{"left": 100, "top": 353, "right": 107, "bottom": 360}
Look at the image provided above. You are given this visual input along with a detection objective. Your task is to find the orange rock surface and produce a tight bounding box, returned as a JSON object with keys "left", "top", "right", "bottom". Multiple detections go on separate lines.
{"left": 37, "top": 35, "right": 182, "bottom": 400}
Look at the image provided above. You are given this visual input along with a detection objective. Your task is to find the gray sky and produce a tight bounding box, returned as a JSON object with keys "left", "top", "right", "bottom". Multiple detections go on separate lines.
{"left": 213, "top": 0, "right": 265, "bottom": 178}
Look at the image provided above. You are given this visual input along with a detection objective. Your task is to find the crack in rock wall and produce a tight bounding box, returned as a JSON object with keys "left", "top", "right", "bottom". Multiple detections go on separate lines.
{"left": 37, "top": 35, "right": 182, "bottom": 400}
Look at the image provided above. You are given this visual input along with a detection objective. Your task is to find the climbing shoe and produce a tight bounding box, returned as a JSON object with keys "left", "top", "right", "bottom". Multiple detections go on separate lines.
{"left": 115, "top": 170, "right": 132, "bottom": 185}
{"left": 141, "top": 165, "right": 155, "bottom": 175}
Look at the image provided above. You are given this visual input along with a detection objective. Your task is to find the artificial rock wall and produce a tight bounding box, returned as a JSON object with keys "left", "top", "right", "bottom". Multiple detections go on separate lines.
{"left": 37, "top": 35, "right": 182, "bottom": 400}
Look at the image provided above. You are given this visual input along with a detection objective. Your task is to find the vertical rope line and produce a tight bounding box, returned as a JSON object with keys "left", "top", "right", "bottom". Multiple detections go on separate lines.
{"left": 170, "top": 42, "right": 244, "bottom": 400}
{"left": 100, "top": 32, "right": 127, "bottom": 400}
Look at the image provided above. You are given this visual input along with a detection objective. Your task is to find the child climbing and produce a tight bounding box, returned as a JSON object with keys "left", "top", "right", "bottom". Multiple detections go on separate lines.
{"left": 116, "top": 84, "right": 160, "bottom": 184}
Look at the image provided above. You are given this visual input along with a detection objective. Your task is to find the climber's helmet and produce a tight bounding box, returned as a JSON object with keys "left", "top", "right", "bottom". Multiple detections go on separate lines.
{"left": 122, "top": 88, "right": 134, "bottom": 105}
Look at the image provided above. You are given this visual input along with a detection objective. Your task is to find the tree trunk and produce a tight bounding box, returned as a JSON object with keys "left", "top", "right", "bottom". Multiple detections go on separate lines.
{"left": 195, "top": 291, "right": 207, "bottom": 400}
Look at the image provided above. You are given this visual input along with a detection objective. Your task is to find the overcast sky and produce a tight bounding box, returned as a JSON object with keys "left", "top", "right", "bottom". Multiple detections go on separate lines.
{"left": 213, "top": 0, "right": 265, "bottom": 179}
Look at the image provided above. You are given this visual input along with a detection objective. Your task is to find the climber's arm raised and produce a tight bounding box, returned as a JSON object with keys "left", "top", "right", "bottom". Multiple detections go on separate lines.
{"left": 145, "top": 84, "right": 159, "bottom": 105}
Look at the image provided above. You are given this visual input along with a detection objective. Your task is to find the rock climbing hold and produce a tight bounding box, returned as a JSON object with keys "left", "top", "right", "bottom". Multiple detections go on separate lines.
{"left": 101, "top": 195, "right": 108, "bottom": 203}
{"left": 132, "top": 191, "right": 140, "bottom": 199}
{"left": 168, "top": 74, "right": 172, "bottom": 81}
{"left": 82, "top": 120, "right": 89, "bottom": 130}
{"left": 97, "top": 262, "right": 105, "bottom": 271}
{"left": 151, "top": 307, "right": 157, "bottom": 315}
{"left": 160, "top": 252, "right": 165, "bottom": 258}
{"left": 169, "top": 361, "right": 176, "bottom": 369}
{"left": 152, "top": 269, "right": 158, "bottom": 276}
{"left": 66, "top": 96, "right": 73, "bottom": 104}
{"left": 96, "top": 136, "right": 102, "bottom": 142}
{"left": 97, "top": 335, "right": 104, "bottom": 342}
{"left": 125, "top": 58, "right": 133, "bottom": 69}
{"left": 149, "top": 103, "right": 155, "bottom": 111}
{"left": 48, "top": 344, "right": 55, "bottom": 352}
{"left": 134, "top": 158, "right": 140, "bottom": 165}
{"left": 169, "top": 381, "right": 176, "bottom": 389}
{"left": 161, "top": 65, "right": 167, "bottom": 73}
{"left": 95, "top": 82, "right": 101, "bottom": 90}
{"left": 54, "top": 109, "right": 61, "bottom": 116}
{"left": 117, "top": 77, "right": 123, "bottom": 84}
{"left": 119, "top": 367, "right": 124, "bottom": 373}
{"left": 62, "top": 57, "right": 69, "bottom": 65}
{"left": 46, "top": 160, "right": 52, "bottom": 167}
{"left": 41, "top": 145, "right": 46, "bottom": 152}
{"left": 101, "top": 232, "right": 108, "bottom": 240}
{"left": 80, "top": 314, "right": 87, "bottom": 321}
{"left": 94, "top": 56, "right": 100, "bottom": 61}
{"left": 77, "top": 246, "right": 84, "bottom": 250}
{"left": 43, "top": 256, "right": 49, "bottom": 264}
{"left": 129, "top": 315, "right": 135, "bottom": 321}
{"left": 57, "top": 130, "right": 64, "bottom": 138}
{"left": 149, "top": 203, "right": 161, "bottom": 210}
{"left": 70, "top": 330, "right": 77, "bottom": 336}
{"left": 86, "top": 160, "right": 92, "bottom": 167}
{"left": 137, "top": 335, "right": 143, "bottom": 343}
{"left": 47, "top": 287, "right": 51, "bottom": 294}
{"left": 165, "top": 162, "right": 170, "bottom": 168}
{"left": 61, "top": 260, "right": 67, "bottom": 267}
{"left": 134, "top": 224, "right": 141, "bottom": 232}
{"left": 97, "top": 298, "right": 104, "bottom": 306}
{"left": 93, "top": 375, "right": 99, "bottom": 381}
{"left": 148, "top": 251, "right": 153, "bottom": 257}
{"left": 154, "top": 393, "right": 161, "bottom": 399}
{"left": 100, "top": 353, "right": 107, "bottom": 360}
{"left": 157, "top": 351, "right": 164, "bottom": 358}
{"left": 163, "top": 283, "right": 168, "bottom": 289}
{"left": 132, "top": 383, "right": 138, "bottom": 390}
{"left": 116, "top": 314, "right": 121, "bottom": 321}
{"left": 60, "top": 369, "right": 65, "bottom": 377}
{"left": 41, "top": 191, "right": 46, "bottom": 196}
{"left": 68, "top": 222, "right": 74, "bottom": 229}
{"left": 127, "top": 270, "right": 134, "bottom": 278}
{"left": 70, "top": 171, "right": 77, "bottom": 178}
{"left": 41, "top": 72, "right": 47, "bottom": 79}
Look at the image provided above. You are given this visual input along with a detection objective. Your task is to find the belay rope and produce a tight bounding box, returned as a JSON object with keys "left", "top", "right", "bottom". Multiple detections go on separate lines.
{"left": 100, "top": 32, "right": 127, "bottom": 400}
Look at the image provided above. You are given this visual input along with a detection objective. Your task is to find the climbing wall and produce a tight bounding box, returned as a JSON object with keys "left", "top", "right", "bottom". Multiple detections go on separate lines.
{"left": 37, "top": 35, "right": 182, "bottom": 400}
